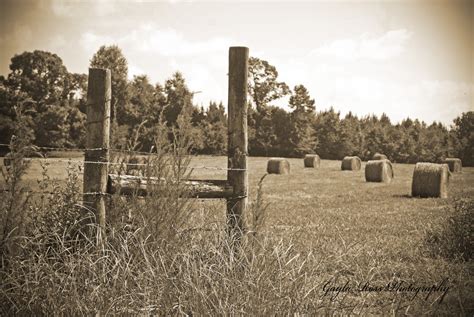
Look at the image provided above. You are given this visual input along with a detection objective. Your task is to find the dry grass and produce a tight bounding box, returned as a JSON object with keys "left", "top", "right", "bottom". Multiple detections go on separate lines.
{"left": 1, "top": 155, "right": 473, "bottom": 315}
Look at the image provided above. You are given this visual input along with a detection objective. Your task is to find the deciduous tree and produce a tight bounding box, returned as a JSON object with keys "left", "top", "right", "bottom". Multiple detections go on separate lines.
{"left": 90, "top": 45, "right": 129, "bottom": 126}
{"left": 5, "top": 50, "right": 69, "bottom": 112}
{"left": 247, "top": 57, "right": 290, "bottom": 155}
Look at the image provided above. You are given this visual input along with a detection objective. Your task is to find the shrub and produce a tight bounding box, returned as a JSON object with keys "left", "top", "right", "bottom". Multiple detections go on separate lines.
{"left": 427, "top": 198, "right": 474, "bottom": 261}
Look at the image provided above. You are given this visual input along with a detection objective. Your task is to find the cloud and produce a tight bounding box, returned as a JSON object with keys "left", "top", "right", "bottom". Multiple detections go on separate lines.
{"left": 415, "top": 80, "right": 473, "bottom": 123}
{"left": 272, "top": 47, "right": 471, "bottom": 125}
{"left": 51, "top": 0, "right": 76, "bottom": 17}
{"left": 13, "top": 24, "right": 33, "bottom": 44}
{"left": 77, "top": 24, "right": 468, "bottom": 125}
{"left": 80, "top": 32, "right": 115, "bottom": 53}
{"left": 80, "top": 23, "right": 233, "bottom": 57}
{"left": 312, "top": 29, "right": 413, "bottom": 61}
{"left": 167, "top": 0, "right": 195, "bottom": 4}
{"left": 311, "top": 77, "right": 472, "bottom": 125}
{"left": 51, "top": 0, "right": 116, "bottom": 17}
{"left": 79, "top": 24, "right": 233, "bottom": 105}
{"left": 128, "top": 63, "right": 146, "bottom": 79}
{"left": 0, "top": 24, "right": 33, "bottom": 51}
{"left": 128, "top": 25, "right": 232, "bottom": 57}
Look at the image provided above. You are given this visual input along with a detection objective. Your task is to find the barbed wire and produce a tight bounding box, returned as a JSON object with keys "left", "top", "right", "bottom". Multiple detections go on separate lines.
{"left": 0, "top": 188, "right": 110, "bottom": 196}
{"left": 0, "top": 143, "right": 105, "bottom": 152}
{"left": 1, "top": 144, "right": 247, "bottom": 171}
{"left": 191, "top": 166, "right": 247, "bottom": 171}
{"left": 0, "top": 143, "right": 246, "bottom": 171}
{"left": 0, "top": 143, "right": 195, "bottom": 156}
{"left": 7, "top": 158, "right": 246, "bottom": 171}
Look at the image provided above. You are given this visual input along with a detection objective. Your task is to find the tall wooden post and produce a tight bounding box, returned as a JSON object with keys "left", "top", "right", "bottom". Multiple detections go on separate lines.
{"left": 227, "top": 47, "right": 249, "bottom": 236}
{"left": 83, "top": 68, "right": 111, "bottom": 234}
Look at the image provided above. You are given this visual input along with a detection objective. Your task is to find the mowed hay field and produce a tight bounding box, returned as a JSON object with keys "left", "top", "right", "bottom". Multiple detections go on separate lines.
{"left": 2, "top": 154, "right": 473, "bottom": 314}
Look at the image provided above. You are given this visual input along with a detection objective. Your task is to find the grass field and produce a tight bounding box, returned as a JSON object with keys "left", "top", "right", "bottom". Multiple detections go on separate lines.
{"left": 1, "top": 155, "right": 473, "bottom": 315}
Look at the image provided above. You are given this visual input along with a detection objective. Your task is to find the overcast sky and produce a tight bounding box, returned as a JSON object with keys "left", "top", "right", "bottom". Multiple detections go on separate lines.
{"left": 1, "top": 0, "right": 472, "bottom": 125}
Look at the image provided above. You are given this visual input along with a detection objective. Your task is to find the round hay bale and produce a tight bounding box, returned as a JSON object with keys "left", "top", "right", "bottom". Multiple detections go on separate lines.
{"left": 443, "top": 158, "right": 462, "bottom": 173}
{"left": 267, "top": 158, "right": 290, "bottom": 175}
{"left": 341, "top": 156, "right": 361, "bottom": 171}
{"left": 304, "top": 154, "right": 320, "bottom": 168}
{"left": 365, "top": 159, "right": 394, "bottom": 183}
{"left": 373, "top": 153, "right": 388, "bottom": 160}
{"left": 411, "top": 162, "right": 450, "bottom": 198}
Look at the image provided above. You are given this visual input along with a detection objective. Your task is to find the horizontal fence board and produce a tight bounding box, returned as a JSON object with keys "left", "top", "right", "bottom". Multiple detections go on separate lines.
{"left": 107, "top": 174, "right": 233, "bottom": 199}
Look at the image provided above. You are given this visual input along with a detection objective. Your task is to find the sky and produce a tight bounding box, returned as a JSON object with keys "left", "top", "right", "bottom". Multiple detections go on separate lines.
{"left": 0, "top": 0, "right": 472, "bottom": 126}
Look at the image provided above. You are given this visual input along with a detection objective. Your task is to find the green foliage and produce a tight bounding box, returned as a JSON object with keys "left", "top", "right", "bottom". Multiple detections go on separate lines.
{"left": 288, "top": 85, "right": 317, "bottom": 157}
{"left": 0, "top": 51, "right": 86, "bottom": 150}
{"left": 114, "top": 75, "right": 167, "bottom": 151}
{"left": 270, "top": 107, "right": 292, "bottom": 156}
{"left": 339, "top": 112, "right": 365, "bottom": 157}
{"left": 250, "top": 108, "right": 277, "bottom": 156}
{"left": 5, "top": 50, "right": 69, "bottom": 111}
{"left": 67, "top": 106, "right": 87, "bottom": 147}
{"left": 126, "top": 75, "right": 156, "bottom": 125}
{"left": 90, "top": 45, "right": 129, "bottom": 126}
{"left": 247, "top": 57, "right": 290, "bottom": 156}
{"left": 197, "top": 102, "right": 228, "bottom": 155}
{"left": 452, "top": 111, "right": 474, "bottom": 166}
{"left": 163, "top": 72, "right": 194, "bottom": 127}
{"left": 248, "top": 57, "right": 290, "bottom": 112}
{"left": 314, "top": 107, "right": 343, "bottom": 159}
{"left": 309, "top": 109, "right": 469, "bottom": 164}
{"left": 34, "top": 105, "right": 70, "bottom": 147}
{"left": 0, "top": 47, "right": 472, "bottom": 165}
{"left": 0, "top": 80, "right": 32, "bottom": 147}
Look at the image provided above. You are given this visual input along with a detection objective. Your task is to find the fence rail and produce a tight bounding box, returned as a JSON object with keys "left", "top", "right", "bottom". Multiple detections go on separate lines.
{"left": 107, "top": 174, "right": 233, "bottom": 198}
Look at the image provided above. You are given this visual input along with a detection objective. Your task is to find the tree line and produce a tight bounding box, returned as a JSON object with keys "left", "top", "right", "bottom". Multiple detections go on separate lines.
{"left": 0, "top": 46, "right": 472, "bottom": 166}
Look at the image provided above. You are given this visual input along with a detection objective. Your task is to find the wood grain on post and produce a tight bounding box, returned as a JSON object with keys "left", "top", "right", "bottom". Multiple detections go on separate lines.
{"left": 227, "top": 47, "right": 249, "bottom": 235}
{"left": 83, "top": 68, "right": 111, "bottom": 231}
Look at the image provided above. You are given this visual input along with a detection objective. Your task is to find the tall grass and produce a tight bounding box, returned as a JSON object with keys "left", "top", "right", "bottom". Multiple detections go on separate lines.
{"left": 0, "top": 133, "right": 324, "bottom": 314}
{"left": 427, "top": 198, "right": 474, "bottom": 261}
{"left": 0, "top": 114, "right": 472, "bottom": 315}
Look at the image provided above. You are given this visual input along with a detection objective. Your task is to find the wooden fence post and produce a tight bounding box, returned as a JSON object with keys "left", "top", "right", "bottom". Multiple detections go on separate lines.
{"left": 83, "top": 68, "right": 111, "bottom": 235}
{"left": 227, "top": 47, "right": 249, "bottom": 236}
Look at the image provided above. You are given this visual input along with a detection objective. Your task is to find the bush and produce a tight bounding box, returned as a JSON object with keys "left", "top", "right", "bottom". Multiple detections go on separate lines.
{"left": 427, "top": 198, "right": 474, "bottom": 261}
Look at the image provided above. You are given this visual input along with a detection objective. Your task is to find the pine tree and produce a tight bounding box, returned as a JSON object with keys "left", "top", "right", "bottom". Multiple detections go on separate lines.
{"left": 288, "top": 85, "right": 316, "bottom": 157}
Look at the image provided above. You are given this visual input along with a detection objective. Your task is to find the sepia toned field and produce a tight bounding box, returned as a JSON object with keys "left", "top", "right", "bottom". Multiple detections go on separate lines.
{"left": 2, "top": 154, "right": 473, "bottom": 314}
